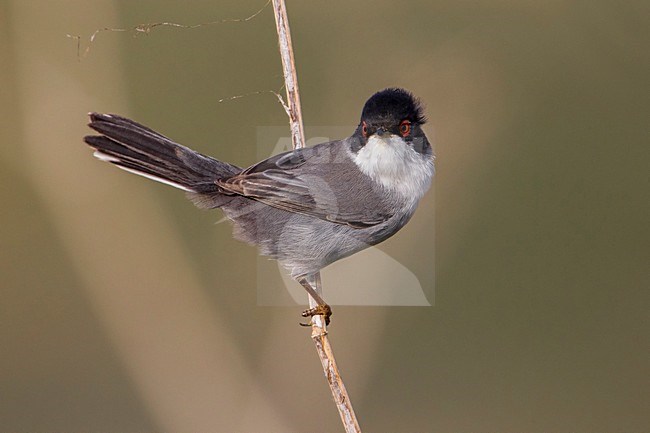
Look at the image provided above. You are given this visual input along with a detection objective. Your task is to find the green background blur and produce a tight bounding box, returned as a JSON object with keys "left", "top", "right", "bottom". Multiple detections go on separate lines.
{"left": 1, "top": 1, "right": 648, "bottom": 432}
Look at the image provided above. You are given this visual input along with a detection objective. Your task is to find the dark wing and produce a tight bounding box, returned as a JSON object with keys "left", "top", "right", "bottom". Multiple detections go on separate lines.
{"left": 217, "top": 143, "right": 391, "bottom": 228}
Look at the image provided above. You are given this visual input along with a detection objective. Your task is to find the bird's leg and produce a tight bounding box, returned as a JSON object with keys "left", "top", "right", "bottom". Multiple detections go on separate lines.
{"left": 298, "top": 275, "right": 332, "bottom": 326}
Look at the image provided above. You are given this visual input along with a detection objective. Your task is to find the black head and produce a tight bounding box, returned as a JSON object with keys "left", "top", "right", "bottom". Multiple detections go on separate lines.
{"left": 351, "top": 88, "right": 429, "bottom": 154}
{"left": 361, "top": 88, "right": 426, "bottom": 126}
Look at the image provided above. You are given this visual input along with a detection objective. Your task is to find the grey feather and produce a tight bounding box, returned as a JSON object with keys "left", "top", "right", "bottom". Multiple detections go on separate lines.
{"left": 217, "top": 140, "right": 392, "bottom": 228}
{"left": 83, "top": 88, "right": 434, "bottom": 280}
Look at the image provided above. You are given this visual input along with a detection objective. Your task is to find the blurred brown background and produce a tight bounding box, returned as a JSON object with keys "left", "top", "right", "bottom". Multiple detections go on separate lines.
{"left": 1, "top": 1, "right": 648, "bottom": 432}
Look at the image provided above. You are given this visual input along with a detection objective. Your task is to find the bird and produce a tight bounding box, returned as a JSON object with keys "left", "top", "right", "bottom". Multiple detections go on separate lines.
{"left": 84, "top": 87, "right": 434, "bottom": 325}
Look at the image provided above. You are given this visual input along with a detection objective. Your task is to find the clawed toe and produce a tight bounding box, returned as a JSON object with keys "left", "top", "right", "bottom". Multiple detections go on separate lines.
{"left": 299, "top": 304, "right": 332, "bottom": 326}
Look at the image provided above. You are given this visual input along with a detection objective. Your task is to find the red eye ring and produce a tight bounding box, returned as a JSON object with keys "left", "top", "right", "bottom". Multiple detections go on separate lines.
{"left": 362, "top": 121, "right": 368, "bottom": 137}
{"left": 399, "top": 120, "right": 411, "bottom": 136}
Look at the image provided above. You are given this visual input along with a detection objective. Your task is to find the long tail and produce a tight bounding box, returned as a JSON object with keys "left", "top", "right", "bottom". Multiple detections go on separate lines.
{"left": 84, "top": 113, "right": 241, "bottom": 202}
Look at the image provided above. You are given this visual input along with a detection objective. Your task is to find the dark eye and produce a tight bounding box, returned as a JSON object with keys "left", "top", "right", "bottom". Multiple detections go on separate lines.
{"left": 399, "top": 120, "right": 411, "bottom": 136}
{"left": 362, "top": 121, "right": 368, "bottom": 137}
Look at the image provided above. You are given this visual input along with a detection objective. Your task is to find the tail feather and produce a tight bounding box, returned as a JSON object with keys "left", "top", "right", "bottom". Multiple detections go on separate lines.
{"left": 84, "top": 113, "right": 241, "bottom": 195}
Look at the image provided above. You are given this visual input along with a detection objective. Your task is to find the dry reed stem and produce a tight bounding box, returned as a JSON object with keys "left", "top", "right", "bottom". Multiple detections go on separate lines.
{"left": 271, "top": 1, "right": 362, "bottom": 432}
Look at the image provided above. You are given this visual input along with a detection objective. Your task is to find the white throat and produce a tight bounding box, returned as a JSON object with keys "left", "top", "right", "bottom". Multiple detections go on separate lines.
{"left": 353, "top": 134, "right": 434, "bottom": 202}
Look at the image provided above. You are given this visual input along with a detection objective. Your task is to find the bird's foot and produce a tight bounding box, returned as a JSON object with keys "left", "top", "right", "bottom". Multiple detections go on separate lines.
{"left": 299, "top": 304, "right": 332, "bottom": 327}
